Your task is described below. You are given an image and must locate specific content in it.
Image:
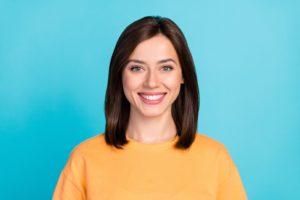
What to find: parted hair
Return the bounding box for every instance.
[104,16,199,150]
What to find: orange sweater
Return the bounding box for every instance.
[53,133,247,200]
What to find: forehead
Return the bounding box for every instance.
[128,34,179,62]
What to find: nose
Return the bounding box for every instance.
[143,70,159,88]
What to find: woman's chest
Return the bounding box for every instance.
[84,151,219,200]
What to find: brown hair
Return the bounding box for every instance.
[104,16,199,150]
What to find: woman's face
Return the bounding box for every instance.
[122,34,184,118]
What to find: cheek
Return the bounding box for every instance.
[122,73,141,93]
[122,75,134,103]
[163,73,183,90]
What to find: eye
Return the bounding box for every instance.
[129,66,143,72]
[161,66,174,71]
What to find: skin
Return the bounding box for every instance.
[122,34,184,144]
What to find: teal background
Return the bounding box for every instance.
[0,0,299,199]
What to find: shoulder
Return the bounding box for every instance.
[195,133,237,169]
[192,133,233,161]
[74,133,105,149]
[65,133,110,164]
[193,133,226,152]
[62,134,108,173]
[70,133,108,155]
[194,133,237,172]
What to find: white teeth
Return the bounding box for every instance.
[141,94,164,101]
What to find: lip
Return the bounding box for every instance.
[138,92,167,105]
[138,92,167,95]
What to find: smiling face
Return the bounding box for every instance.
[122,34,184,118]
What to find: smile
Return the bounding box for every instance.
[138,92,167,105]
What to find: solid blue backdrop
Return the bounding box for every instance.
[0,0,299,199]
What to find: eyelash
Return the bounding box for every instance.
[129,66,174,72]
[129,66,143,72]
[161,66,174,71]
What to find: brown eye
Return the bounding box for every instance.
[161,66,174,71]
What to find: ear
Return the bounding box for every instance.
[181,77,184,84]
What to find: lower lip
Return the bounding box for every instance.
[139,94,166,105]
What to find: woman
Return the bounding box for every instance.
[53,16,247,200]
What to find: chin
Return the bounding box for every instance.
[138,107,170,118]
[141,112,164,118]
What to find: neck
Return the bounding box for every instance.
[126,108,177,144]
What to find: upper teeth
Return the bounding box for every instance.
[141,94,164,100]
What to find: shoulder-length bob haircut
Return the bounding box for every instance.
[104,16,199,150]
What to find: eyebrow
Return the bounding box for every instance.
[127,58,177,65]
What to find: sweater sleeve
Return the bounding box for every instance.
[52,150,86,200]
[217,145,247,200]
